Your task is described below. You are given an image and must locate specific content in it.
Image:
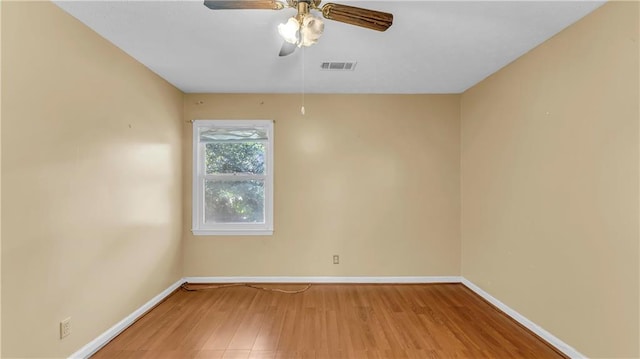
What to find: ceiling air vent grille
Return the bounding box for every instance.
[320,62,357,71]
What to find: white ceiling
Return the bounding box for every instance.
[54,0,604,94]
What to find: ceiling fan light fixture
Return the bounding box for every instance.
[299,14,323,47]
[278,17,300,44]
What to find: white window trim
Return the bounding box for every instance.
[192,119,274,236]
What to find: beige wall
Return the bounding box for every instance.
[1,2,183,357]
[461,2,639,358]
[0,1,3,355]
[183,94,461,277]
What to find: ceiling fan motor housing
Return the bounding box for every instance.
[288,0,321,8]
[296,1,310,22]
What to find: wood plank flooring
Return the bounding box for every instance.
[92,284,565,359]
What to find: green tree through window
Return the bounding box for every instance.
[206,143,265,174]
[204,142,265,223]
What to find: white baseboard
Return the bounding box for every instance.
[461,278,585,359]
[68,278,185,359]
[183,276,463,284]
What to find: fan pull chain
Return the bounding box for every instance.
[301,45,306,116]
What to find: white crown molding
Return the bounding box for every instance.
[68,279,185,359]
[183,276,463,284]
[461,278,586,359]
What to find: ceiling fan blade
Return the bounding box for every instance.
[279,41,298,57]
[203,0,285,10]
[321,3,393,32]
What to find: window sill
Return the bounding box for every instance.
[191,229,273,236]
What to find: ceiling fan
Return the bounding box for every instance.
[203,0,393,56]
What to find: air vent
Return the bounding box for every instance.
[320,62,357,71]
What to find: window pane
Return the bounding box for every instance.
[204,180,265,223]
[205,142,265,174]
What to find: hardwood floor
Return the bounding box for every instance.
[92,284,565,359]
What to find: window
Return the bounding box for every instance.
[192,120,273,235]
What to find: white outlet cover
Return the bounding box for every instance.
[60,317,71,339]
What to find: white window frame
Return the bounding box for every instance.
[192,119,274,236]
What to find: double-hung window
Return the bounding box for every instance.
[192,120,274,235]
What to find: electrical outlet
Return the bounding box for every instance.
[60,317,71,339]
[333,255,339,264]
